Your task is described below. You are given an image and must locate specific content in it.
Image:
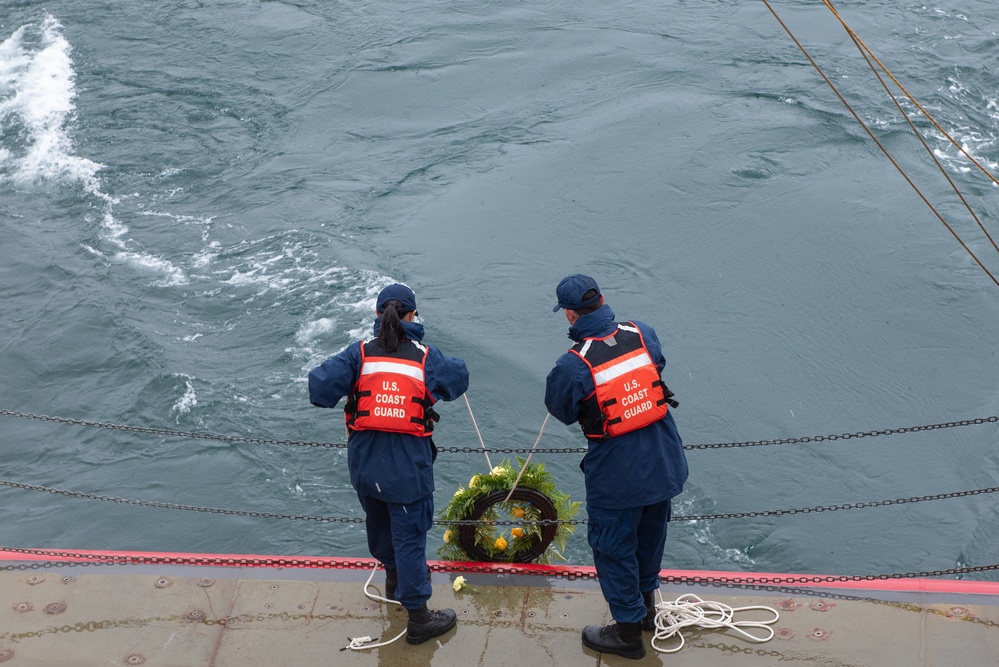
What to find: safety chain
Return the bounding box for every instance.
[686,416,998,450]
[0,545,996,590]
[0,409,341,449]
[678,486,999,522]
[5,478,999,527]
[2,409,994,454]
[0,480,365,523]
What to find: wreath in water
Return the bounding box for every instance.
[437,458,581,564]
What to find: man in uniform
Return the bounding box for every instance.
[545,274,688,660]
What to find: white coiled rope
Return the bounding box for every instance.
[649,593,780,654]
[341,565,406,651]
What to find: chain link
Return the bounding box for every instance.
[5,477,999,528]
[0,545,995,589]
[686,416,998,450]
[678,486,999,521]
[2,409,994,454]
[3,410,998,582]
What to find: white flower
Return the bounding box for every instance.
[490,466,508,477]
[452,576,467,592]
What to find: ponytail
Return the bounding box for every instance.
[376,300,408,352]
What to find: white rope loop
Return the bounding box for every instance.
[343,565,406,651]
[650,593,779,654]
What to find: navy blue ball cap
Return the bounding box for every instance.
[377,283,417,313]
[552,274,601,312]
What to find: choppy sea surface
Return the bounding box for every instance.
[1,0,997,577]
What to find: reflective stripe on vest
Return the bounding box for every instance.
[571,322,669,439]
[346,340,436,436]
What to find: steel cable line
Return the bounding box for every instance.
[758,0,999,287]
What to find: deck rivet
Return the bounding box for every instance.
[197,578,215,588]
[155,577,173,588]
[0,648,13,663]
[124,654,146,665]
[185,609,207,621]
[12,602,32,613]
[776,627,795,640]
[60,576,76,584]
[26,574,44,585]
[44,602,67,615]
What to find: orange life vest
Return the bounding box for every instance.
[570,322,671,439]
[345,340,437,436]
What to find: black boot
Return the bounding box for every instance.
[642,591,656,631]
[406,604,457,645]
[384,568,398,601]
[384,566,432,601]
[581,621,646,660]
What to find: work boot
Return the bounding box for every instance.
[642,591,656,631]
[384,566,432,601]
[405,604,457,644]
[581,621,646,660]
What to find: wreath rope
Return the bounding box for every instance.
[437,458,581,564]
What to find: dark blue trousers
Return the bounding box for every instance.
[358,494,434,610]
[586,499,672,624]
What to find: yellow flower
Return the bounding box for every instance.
[443,529,453,543]
[512,506,525,518]
[490,465,508,477]
[453,487,464,497]
[452,576,467,592]
[511,527,524,538]
[469,475,479,488]
[494,536,508,551]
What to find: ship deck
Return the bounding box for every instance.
[1,550,997,666]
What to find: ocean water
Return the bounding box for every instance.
[1,0,997,578]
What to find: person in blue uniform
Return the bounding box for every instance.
[545,274,688,660]
[309,283,469,645]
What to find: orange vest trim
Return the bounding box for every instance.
[346,340,436,437]
[570,322,669,440]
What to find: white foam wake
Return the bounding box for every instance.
[0,13,103,188]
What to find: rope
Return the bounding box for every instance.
[463,394,492,469]
[649,593,779,654]
[503,413,551,503]
[820,0,999,191]
[341,564,406,651]
[822,0,999,258]
[758,0,999,288]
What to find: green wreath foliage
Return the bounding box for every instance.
[437,458,581,564]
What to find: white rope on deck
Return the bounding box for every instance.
[649,593,780,654]
[341,565,406,651]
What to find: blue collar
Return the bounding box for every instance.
[372,317,425,342]
[567,304,617,342]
